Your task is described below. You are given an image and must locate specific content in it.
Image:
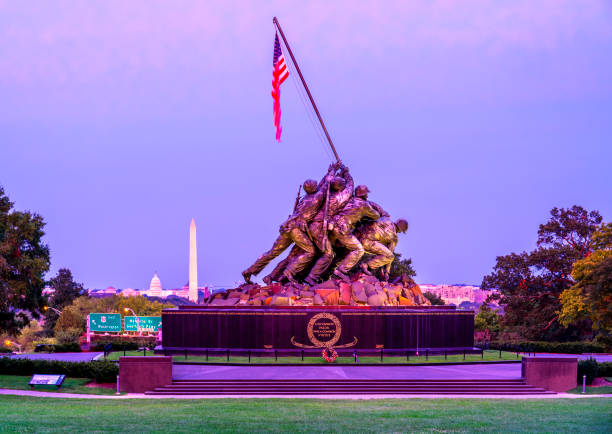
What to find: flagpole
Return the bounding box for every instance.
[273,17,341,163]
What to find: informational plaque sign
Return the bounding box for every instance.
[124,316,162,332]
[89,313,122,332]
[29,374,65,389]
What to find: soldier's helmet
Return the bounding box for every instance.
[303,179,318,194]
[331,177,346,191]
[355,185,370,198]
[396,219,409,233]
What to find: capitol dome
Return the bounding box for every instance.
[149,273,162,296]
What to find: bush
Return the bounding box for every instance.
[35,343,82,353]
[578,358,599,385]
[593,333,612,352]
[0,356,118,383]
[55,328,83,345]
[597,362,612,378]
[488,341,606,354]
[54,342,82,352]
[0,347,12,354]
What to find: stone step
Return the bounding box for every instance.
[151,388,551,395]
[164,383,534,388]
[146,390,553,395]
[172,379,526,384]
[146,379,554,395]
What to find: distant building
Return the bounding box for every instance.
[200,286,210,299]
[173,284,190,299]
[85,278,210,301]
[121,288,140,297]
[102,286,118,295]
[148,273,162,297]
[419,284,495,306]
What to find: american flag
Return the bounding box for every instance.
[272,33,289,141]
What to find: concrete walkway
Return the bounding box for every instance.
[1,388,610,400]
[6,352,103,362]
[173,363,523,380]
[535,353,612,362]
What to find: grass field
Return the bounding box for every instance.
[104,349,522,364]
[0,375,118,395]
[0,396,609,432]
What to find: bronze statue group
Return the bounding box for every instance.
[242,162,408,286]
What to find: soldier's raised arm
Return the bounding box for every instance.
[363,202,381,221]
[317,162,340,189]
[332,165,354,211]
[369,200,390,218]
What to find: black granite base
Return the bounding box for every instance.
[161,305,474,351]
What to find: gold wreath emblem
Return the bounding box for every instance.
[307,312,341,348]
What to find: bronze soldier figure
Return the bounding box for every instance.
[356,217,408,281]
[241,167,336,283]
[329,185,381,281]
[303,165,354,285]
[262,245,299,284]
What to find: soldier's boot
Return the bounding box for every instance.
[379,269,389,281]
[262,275,273,285]
[282,270,298,284]
[360,263,373,276]
[333,269,351,283]
[304,275,319,286]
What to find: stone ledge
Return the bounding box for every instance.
[119,356,172,393]
[521,357,577,393]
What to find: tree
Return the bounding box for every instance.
[43,268,85,335]
[388,253,416,281]
[0,186,50,334]
[48,269,85,308]
[54,305,86,344]
[474,303,500,334]
[54,305,86,333]
[16,319,43,352]
[60,294,174,331]
[423,291,445,305]
[482,206,602,341]
[559,223,612,345]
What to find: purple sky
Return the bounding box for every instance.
[1,1,611,289]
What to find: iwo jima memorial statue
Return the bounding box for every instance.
[161,18,475,354]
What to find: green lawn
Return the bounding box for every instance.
[105,349,522,364]
[0,375,118,395]
[0,396,609,432]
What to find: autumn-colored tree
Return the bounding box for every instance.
[483,206,602,341]
[559,223,612,345]
[54,305,86,333]
[58,295,174,333]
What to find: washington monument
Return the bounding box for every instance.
[189,218,198,303]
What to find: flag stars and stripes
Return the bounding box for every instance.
[272,33,289,141]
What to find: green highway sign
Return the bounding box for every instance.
[89,313,122,332]
[124,316,162,332]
